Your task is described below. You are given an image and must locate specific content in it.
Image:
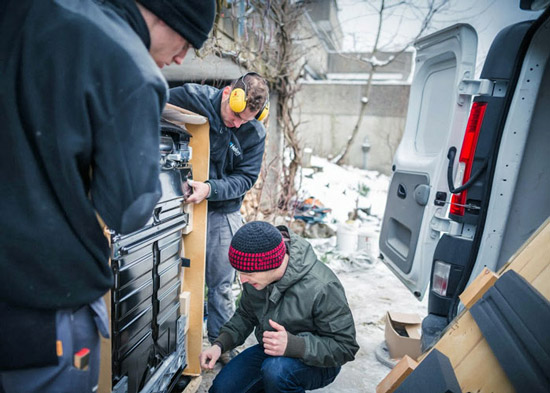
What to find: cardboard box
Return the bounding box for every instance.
[384,311,422,360]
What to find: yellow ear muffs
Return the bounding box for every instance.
[256,100,269,121]
[229,87,247,113]
[230,73,269,121]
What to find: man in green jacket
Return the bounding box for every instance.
[199,221,359,392]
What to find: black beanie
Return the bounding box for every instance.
[228,222,286,272]
[139,0,216,49]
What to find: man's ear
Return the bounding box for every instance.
[222,86,232,100]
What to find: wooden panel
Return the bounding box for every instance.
[175,106,210,376]
[405,217,550,393]
[182,375,203,393]
[531,263,550,300]
[98,227,112,393]
[453,333,514,393]
[501,217,550,277]
[376,355,417,393]
[98,291,112,393]
[459,267,498,309]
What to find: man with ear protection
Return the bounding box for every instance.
[168,73,269,363]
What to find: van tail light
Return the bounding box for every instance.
[450,102,487,216]
[432,261,451,296]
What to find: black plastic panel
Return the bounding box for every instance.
[470,270,550,393]
[428,234,472,316]
[396,349,461,393]
[110,180,189,390]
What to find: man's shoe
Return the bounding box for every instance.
[218,349,239,366]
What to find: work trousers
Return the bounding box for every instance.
[205,210,243,343]
[210,344,341,393]
[0,297,108,393]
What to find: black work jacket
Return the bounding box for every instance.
[0,0,166,309]
[169,84,266,213]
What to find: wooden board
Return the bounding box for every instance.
[182,375,203,393]
[98,291,112,393]
[376,355,417,393]
[178,107,210,376]
[425,217,550,393]
[98,227,112,393]
[501,216,550,299]
[459,267,498,309]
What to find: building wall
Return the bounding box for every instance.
[327,51,413,80]
[295,82,410,174]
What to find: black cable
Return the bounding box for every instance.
[447,146,488,194]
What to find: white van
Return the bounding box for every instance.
[379,2,550,348]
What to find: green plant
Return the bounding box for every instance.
[357,182,370,197]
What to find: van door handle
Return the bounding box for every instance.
[397,184,406,199]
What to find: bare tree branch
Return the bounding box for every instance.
[334,0,449,166]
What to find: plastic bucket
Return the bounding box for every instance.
[336,223,358,252]
[357,227,375,253]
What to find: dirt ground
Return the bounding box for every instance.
[193,251,427,393]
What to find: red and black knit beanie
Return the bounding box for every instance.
[228,221,286,272]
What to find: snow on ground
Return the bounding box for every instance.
[298,155,390,223]
[197,157,428,392]
[297,156,428,392]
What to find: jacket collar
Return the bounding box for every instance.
[267,226,317,303]
[104,0,151,48]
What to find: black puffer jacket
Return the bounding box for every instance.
[0,0,166,309]
[169,84,266,213]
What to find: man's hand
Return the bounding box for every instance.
[262,319,288,356]
[199,345,222,370]
[185,179,210,204]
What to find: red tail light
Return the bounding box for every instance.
[450,102,487,216]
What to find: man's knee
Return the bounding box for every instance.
[209,370,241,393]
[209,377,223,393]
[260,357,297,388]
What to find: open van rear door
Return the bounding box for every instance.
[379,24,478,299]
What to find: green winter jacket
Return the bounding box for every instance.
[216,226,359,368]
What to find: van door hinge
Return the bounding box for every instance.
[457,78,499,106]
[429,212,464,239]
[429,210,451,239]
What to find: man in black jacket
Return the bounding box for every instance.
[0,1,214,392]
[169,74,269,361]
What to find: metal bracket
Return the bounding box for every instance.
[430,214,451,238]
[457,78,494,106]
[429,212,464,239]
[112,376,128,393]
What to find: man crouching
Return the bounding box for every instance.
[200,221,359,392]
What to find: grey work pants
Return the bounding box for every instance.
[205,210,243,343]
[0,297,109,393]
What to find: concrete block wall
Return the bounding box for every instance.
[295,81,410,174]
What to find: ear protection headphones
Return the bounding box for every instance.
[229,72,270,122]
